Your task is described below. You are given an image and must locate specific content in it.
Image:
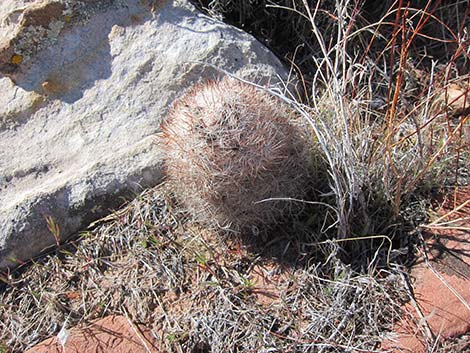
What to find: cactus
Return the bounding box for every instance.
[161,78,311,232]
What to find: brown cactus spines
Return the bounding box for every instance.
[161,78,311,232]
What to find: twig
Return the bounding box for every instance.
[398,271,435,343]
[123,309,156,353]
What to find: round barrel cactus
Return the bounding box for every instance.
[161,78,311,232]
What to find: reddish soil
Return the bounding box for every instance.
[25,315,159,353]
[248,262,290,307]
[383,187,470,352]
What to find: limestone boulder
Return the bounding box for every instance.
[0,0,291,269]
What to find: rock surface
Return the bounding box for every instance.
[0,0,291,269]
[24,315,158,353]
[383,188,470,352]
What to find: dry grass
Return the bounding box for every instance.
[1,0,469,352]
[200,0,470,254]
[0,186,408,352]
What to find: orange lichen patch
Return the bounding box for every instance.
[63,291,81,301]
[0,45,17,74]
[10,54,23,65]
[41,78,68,95]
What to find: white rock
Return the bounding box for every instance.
[0,0,291,268]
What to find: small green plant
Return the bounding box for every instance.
[0,342,10,353]
[166,332,188,343]
[240,276,255,288]
[166,333,178,343]
[45,215,61,246]
[140,235,161,249]
[195,252,207,266]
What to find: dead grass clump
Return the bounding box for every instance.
[153,260,407,352]
[0,188,180,352]
[231,0,470,254]
[0,186,407,353]
[161,77,312,232]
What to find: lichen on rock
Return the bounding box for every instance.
[0,0,125,76]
